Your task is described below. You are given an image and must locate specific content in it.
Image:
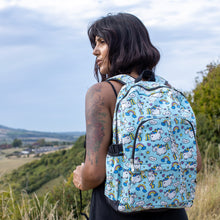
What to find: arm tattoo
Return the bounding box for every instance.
[86,84,107,164]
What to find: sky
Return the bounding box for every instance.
[0,0,220,132]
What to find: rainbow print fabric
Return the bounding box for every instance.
[105,74,197,212]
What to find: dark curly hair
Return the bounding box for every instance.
[88,13,160,82]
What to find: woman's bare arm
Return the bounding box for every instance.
[73,82,113,190]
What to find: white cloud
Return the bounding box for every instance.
[0,0,101,32]
[111,0,142,7]
[0,0,220,131]
[1,0,219,30]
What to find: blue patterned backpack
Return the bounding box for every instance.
[105,73,197,212]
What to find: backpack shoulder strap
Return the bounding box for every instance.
[155,75,169,85]
[107,74,169,86]
[107,74,135,85]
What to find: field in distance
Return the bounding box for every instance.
[0,148,40,175]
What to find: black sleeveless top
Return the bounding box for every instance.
[89,81,188,220]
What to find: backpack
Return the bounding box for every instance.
[105,73,197,213]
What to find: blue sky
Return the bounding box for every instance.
[0,0,220,132]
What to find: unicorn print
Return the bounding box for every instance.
[121,100,132,111]
[185,128,194,138]
[151,106,161,115]
[163,110,171,116]
[131,174,142,184]
[106,183,112,191]
[171,141,178,154]
[149,156,157,162]
[150,129,163,141]
[152,83,160,87]
[153,144,167,156]
[116,118,128,127]
[149,92,162,102]
[180,109,191,117]
[122,197,129,203]
[106,175,113,181]
[126,126,135,133]
[133,158,142,170]
[173,181,180,188]
[136,200,145,207]
[182,138,190,144]
[128,93,136,98]
[149,119,158,125]
[137,101,144,110]
[137,129,143,141]
[159,174,174,188]
[152,164,162,171]
[130,193,137,204]
[143,203,154,209]
[115,179,120,189]
[123,171,129,179]
[118,205,126,211]
[147,171,156,182]
[186,162,197,169]
[161,201,168,206]
[167,90,176,100]
[164,189,176,200]
[183,147,194,159]
[163,137,170,143]
[179,184,186,195]
[122,135,132,144]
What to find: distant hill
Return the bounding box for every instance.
[0,124,85,145]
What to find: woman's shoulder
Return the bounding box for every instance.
[86,82,117,106]
[86,82,113,97]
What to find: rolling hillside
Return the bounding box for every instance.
[0,124,85,145]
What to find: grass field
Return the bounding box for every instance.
[0,146,72,176]
[35,176,65,196]
[0,157,38,176]
[0,148,39,176]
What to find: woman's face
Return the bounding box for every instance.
[93,36,110,75]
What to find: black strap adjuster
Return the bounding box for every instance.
[108,144,124,156]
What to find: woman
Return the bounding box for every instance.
[73,13,202,220]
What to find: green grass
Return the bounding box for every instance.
[35,176,65,196]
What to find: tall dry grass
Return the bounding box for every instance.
[187,166,220,220]
[0,186,75,220]
[187,144,220,220]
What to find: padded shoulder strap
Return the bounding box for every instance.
[155,75,169,85]
[107,74,169,85]
[107,74,135,85]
